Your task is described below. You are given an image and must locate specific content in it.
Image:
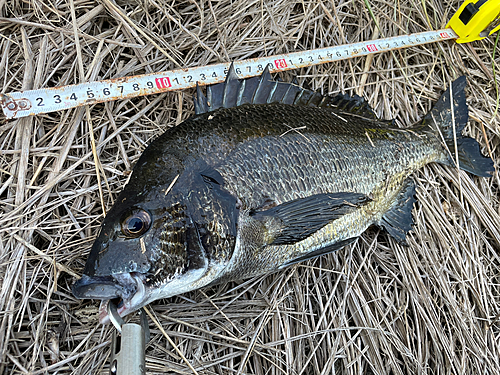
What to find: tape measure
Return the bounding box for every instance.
[0,29,459,120]
[1,0,498,120]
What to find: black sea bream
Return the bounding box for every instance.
[72,66,494,323]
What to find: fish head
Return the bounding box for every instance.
[72,161,239,323]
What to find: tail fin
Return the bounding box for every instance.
[422,76,494,177]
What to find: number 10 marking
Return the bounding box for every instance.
[155,77,172,89]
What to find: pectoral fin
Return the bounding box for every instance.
[379,179,416,245]
[252,192,370,245]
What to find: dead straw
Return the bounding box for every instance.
[0,0,499,374]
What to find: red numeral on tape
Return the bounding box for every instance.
[274,59,288,69]
[440,32,449,38]
[155,77,172,89]
[367,44,378,52]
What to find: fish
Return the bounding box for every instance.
[72,65,495,323]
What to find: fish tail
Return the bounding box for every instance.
[422,76,494,177]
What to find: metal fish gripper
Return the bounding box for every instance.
[107,301,150,375]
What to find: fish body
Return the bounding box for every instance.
[72,67,494,322]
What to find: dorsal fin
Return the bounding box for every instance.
[193,63,378,120]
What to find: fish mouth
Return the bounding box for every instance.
[72,272,147,324]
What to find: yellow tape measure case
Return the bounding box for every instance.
[447,0,500,43]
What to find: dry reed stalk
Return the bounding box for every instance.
[0,0,499,374]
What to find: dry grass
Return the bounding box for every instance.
[1,0,499,374]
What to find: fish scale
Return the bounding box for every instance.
[212,103,439,209]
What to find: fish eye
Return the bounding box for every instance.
[121,209,151,238]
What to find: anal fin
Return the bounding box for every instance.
[379,179,417,245]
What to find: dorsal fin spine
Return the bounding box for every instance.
[293,89,306,105]
[194,83,208,115]
[252,66,274,104]
[236,79,246,107]
[206,85,213,111]
[281,84,301,105]
[266,81,279,104]
[222,65,240,109]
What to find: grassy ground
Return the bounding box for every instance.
[0,0,499,374]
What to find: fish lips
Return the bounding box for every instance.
[72,274,135,300]
[73,273,148,324]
